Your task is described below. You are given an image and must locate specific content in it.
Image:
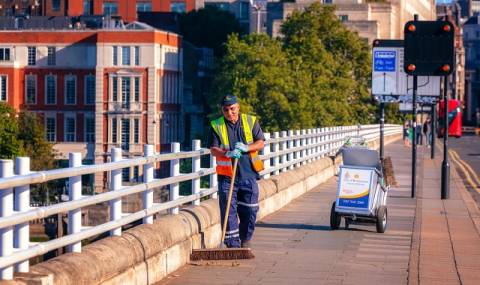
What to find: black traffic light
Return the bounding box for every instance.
[404,20,455,76]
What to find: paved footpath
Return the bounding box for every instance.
[157,140,480,285]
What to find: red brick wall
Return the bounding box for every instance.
[68,0,84,16]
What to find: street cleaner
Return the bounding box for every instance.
[210,95,265,248]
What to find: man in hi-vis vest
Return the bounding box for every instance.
[210,95,265,248]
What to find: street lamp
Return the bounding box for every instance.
[250,0,266,34]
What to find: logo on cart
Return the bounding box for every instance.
[343,171,368,184]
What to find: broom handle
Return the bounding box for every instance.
[221,158,239,244]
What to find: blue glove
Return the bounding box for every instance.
[235,142,249,153]
[226,149,242,159]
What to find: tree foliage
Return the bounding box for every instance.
[0,102,56,171]
[211,4,377,132]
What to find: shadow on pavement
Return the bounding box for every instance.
[255,222,331,231]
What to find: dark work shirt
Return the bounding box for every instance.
[210,115,265,181]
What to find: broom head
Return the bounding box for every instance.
[190,248,254,261]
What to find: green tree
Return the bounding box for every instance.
[0,102,56,171]
[211,4,376,131]
[0,103,23,159]
[18,111,56,171]
[179,6,245,57]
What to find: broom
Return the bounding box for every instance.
[190,158,255,261]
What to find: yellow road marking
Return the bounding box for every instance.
[449,149,480,194]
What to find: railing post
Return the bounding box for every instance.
[170,142,180,214]
[301,129,307,165]
[143,144,154,224]
[67,153,82,253]
[262,133,271,179]
[272,132,280,175]
[0,159,14,279]
[110,148,122,236]
[281,131,288,173]
[295,130,301,168]
[210,155,218,199]
[287,130,294,170]
[14,157,30,272]
[192,140,201,206]
[312,129,318,161]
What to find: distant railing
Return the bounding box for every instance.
[0,124,402,279]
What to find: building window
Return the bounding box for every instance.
[122,46,130,65]
[239,2,249,21]
[137,2,152,12]
[0,48,11,61]
[25,75,36,104]
[112,77,118,101]
[134,46,140,65]
[121,77,131,106]
[121,118,130,151]
[45,75,56,104]
[65,116,76,142]
[111,118,117,143]
[46,117,56,142]
[133,166,139,181]
[205,3,230,11]
[134,77,140,102]
[0,75,6,102]
[339,15,348,22]
[170,2,186,13]
[65,75,76,105]
[85,117,95,143]
[113,46,118,65]
[85,75,96,105]
[47,47,56,66]
[83,0,92,15]
[52,0,61,12]
[103,2,118,16]
[28,47,36,66]
[134,118,139,143]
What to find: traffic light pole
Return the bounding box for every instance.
[411,75,418,198]
[431,103,436,159]
[441,76,450,199]
[380,102,385,162]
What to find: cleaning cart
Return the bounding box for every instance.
[330,143,389,233]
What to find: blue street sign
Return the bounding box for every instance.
[374,51,396,72]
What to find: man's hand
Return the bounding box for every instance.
[226,149,242,159]
[235,142,249,153]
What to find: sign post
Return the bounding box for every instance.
[404,17,455,199]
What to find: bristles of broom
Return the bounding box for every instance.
[190,248,254,261]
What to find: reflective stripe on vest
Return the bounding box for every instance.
[211,114,264,177]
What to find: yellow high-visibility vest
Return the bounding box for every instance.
[210,114,264,177]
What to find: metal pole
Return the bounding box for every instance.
[110,148,122,236]
[256,8,261,34]
[431,103,436,159]
[0,160,14,280]
[441,76,450,199]
[411,75,418,198]
[380,102,385,161]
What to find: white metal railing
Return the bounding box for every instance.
[0,124,401,279]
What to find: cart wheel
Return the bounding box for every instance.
[376,206,387,233]
[330,202,341,230]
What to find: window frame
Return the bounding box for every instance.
[134,118,140,143]
[28,47,36,66]
[47,46,56,66]
[64,116,76,142]
[25,74,37,105]
[85,74,96,105]
[64,75,77,105]
[122,46,131,66]
[111,117,118,143]
[113,46,118,66]
[0,47,11,61]
[134,46,140,65]
[85,116,95,143]
[45,116,56,142]
[0,75,7,102]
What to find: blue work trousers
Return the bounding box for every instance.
[218,177,259,248]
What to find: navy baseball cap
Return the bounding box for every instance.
[221,95,238,106]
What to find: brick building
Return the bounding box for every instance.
[0,22,183,190]
[0,0,204,22]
